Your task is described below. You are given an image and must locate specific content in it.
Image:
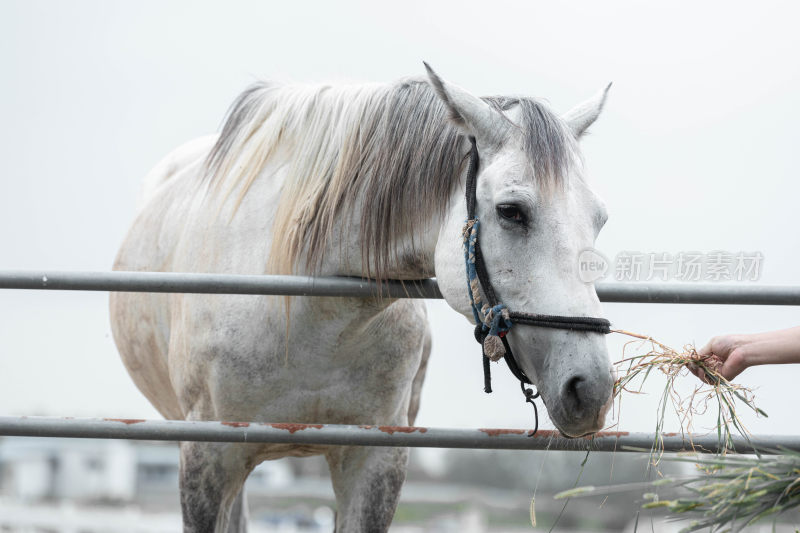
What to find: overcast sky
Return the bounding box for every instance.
[1,1,799,442]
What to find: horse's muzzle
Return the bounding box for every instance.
[550,369,614,437]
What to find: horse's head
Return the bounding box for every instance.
[428,65,613,437]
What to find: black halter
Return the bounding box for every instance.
[462,136,611,434]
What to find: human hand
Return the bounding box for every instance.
[690,326,800,384]
[689,334,750,384]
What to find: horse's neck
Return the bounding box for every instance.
[206,145,460,282]
[314,195,449,281]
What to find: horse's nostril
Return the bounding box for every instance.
[564,375,587,410]
[555,369,614,436]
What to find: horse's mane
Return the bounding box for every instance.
[203,77,574,281]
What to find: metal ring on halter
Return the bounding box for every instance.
[461,136,611,435]
[521,382,540,436]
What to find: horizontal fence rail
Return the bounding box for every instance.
[0,417,796,454]
[2,270,800,305]
[0,270,441,299]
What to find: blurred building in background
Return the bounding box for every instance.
[1,438,799,532]
[0,437,306,532]
[0,438,136,501]
[0,437,672,532]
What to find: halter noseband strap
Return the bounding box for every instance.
[461,136,611,434]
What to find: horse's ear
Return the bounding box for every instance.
[563,83,612,138]
[424,62,509,146]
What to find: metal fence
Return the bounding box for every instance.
[2,269,799,453]
[4,269,800,304]
[0,416,797,454]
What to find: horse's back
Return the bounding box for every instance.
[139,135,217,210]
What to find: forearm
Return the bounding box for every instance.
[739,326,800,367]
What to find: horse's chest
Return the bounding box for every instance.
[177,297,427,424]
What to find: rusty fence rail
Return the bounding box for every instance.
[1,416,798,454]
[3,270,800,305]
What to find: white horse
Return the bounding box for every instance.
[110,64,613,532]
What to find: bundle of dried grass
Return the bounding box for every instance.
[610,329,766,456]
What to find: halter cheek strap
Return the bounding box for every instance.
[461,136,611,435]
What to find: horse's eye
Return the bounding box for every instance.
[496,204,526,224]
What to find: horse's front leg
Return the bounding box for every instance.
[179,441,253,533]
[326,445,409,532]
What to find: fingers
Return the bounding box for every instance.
[697,335,730,358]
[687,361,713,385]
[694,335,749,384]
[697,339,714,356]
[690,355,742,384]
[718,352,746,382]
[699,334,746,360]
[693,338,719,384]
